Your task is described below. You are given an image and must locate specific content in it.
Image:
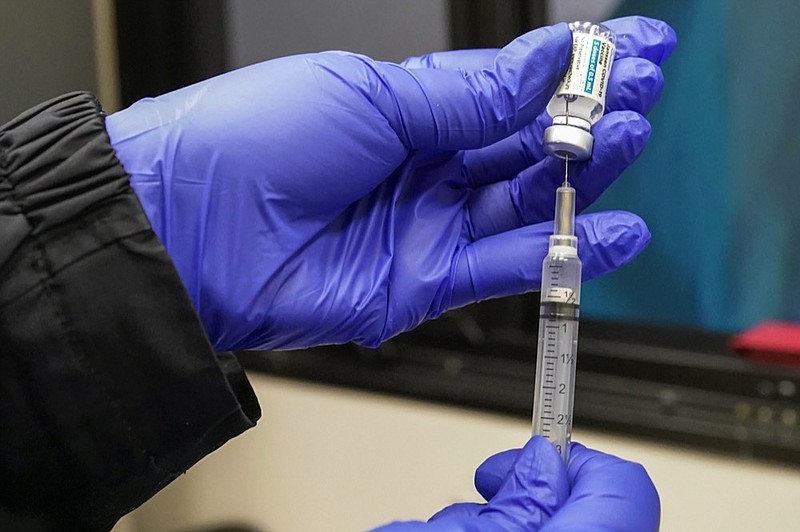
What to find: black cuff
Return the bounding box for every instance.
[0,93,260,530]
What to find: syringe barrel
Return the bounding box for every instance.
[532,248,582,461]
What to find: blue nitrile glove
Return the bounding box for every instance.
[472,441,660,532]
[372,437,659,532]
[106,16,676,351]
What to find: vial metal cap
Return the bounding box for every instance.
[543,124,594,161]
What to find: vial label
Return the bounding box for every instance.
[555,32,615,104]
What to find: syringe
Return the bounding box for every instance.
[531,153,582,462]
[533,20,615,460]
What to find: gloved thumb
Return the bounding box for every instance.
[374,23,572,151]
[476,436,569,530]
[474,448,520,501]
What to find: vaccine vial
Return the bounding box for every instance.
[543,21,617,161]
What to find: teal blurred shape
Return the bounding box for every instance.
[583,0,800,331]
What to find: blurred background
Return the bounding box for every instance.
[3,1,800,531]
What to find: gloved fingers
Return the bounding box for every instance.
[398,17,671,176]
[604,16,677,65]
[401,49,499,70]
[606,57,664,115]
[371,509,502,532]
[461,61,659,190]
[477,436,569,530]
[568,111,651,212]
[369,521,428,531]
[541,443,661,532]
[464,28,674,186]
[375,24,571,150]
[450,211,650,309]
[474,449,520,501]
[428,502,484,522]
[464,111,651,241]
[461,119,547,188]
[372,507,507,532]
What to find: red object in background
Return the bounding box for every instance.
[730,321,800,368]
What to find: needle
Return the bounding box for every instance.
[564,98,570,187]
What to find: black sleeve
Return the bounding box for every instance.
[0,92,261,531]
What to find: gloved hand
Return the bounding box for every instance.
[106,16,676,351]
[372,436,660,532]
